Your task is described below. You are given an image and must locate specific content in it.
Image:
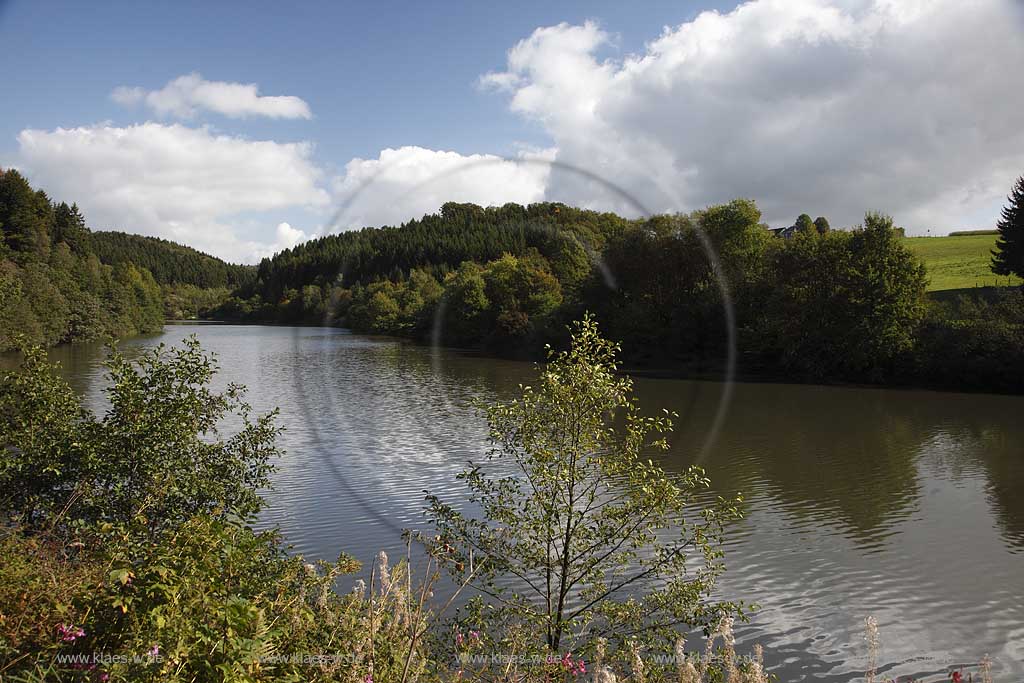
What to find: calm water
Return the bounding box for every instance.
[30,323,1024,681]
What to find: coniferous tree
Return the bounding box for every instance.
[992,175,1024,279]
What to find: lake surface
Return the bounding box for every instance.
[30,323,1024,681]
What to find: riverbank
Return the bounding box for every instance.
[183,312,1024,397]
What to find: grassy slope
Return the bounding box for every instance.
[902,234,1022,291]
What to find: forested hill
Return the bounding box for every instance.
[0,169,163,350]
[0,169,241,351]
[91,231,255,289]
[246,201,633,302]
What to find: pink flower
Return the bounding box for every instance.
[555,652,587,676]
[147,644,160,657]
[99,673,110,682]
[57,623,85,643]
[363,675,373,683]
[455,631,464,647]
[469,630,480,642]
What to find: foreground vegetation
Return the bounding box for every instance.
[0,322,1000,682]
[0,321,747,682]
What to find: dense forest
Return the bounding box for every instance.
[0,169,246,350]
[91,231,255,290]
[216,199,1024,393]
[216,201,629,323]
[89,231,255,320]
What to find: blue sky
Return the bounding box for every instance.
[0,1,729,160]
[2,0,1022,262]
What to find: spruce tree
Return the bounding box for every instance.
[992,175,1024,279]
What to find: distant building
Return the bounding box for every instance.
[767,225,799,239]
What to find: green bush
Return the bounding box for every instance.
[0,340,370,682]
[0,338,278,533]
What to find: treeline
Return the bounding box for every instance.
[90,231,256,321]
[91,231,255,290]
[0,170,244,350]
[217,199,1023,393]
[215,201,627,323]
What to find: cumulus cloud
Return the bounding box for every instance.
[111,73,312,120]
[274,222,308,249]
[14,122,329,262]
[328,145,554,231]
[483,0,1024,232]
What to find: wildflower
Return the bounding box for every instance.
[148,644,160,657]
[951,671,963,683]
[676,637,702,683]
[57,623,85,642]
[455,630,464,647]
[363,675,373,683]
[749,643,768,683]
[377,551,391,592]
[864,616,880,683]
[719,616,739,682]
[469,630,480,642]
[629,641,645,683]
[980,654,993,683]
[99,673,110,682]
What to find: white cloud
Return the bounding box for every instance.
[246,222,314,262]
[328,145,554,231]
[111,73,312,120]
[274,222,307,249]
[14,122,329,263]
[484,1,1024,232]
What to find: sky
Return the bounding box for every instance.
[2,0,1023,263]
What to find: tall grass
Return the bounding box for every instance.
[353,553,996,683]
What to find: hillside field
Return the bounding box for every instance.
[902,233,1022,291]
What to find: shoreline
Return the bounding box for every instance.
[178,317,1024,399]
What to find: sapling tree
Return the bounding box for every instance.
[425,315,743,665]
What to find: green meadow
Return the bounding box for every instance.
[903,233,1022,291]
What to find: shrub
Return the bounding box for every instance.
[0,337,278,535]
[425,315,744,676]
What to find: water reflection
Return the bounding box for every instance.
[13,323,1024,682]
